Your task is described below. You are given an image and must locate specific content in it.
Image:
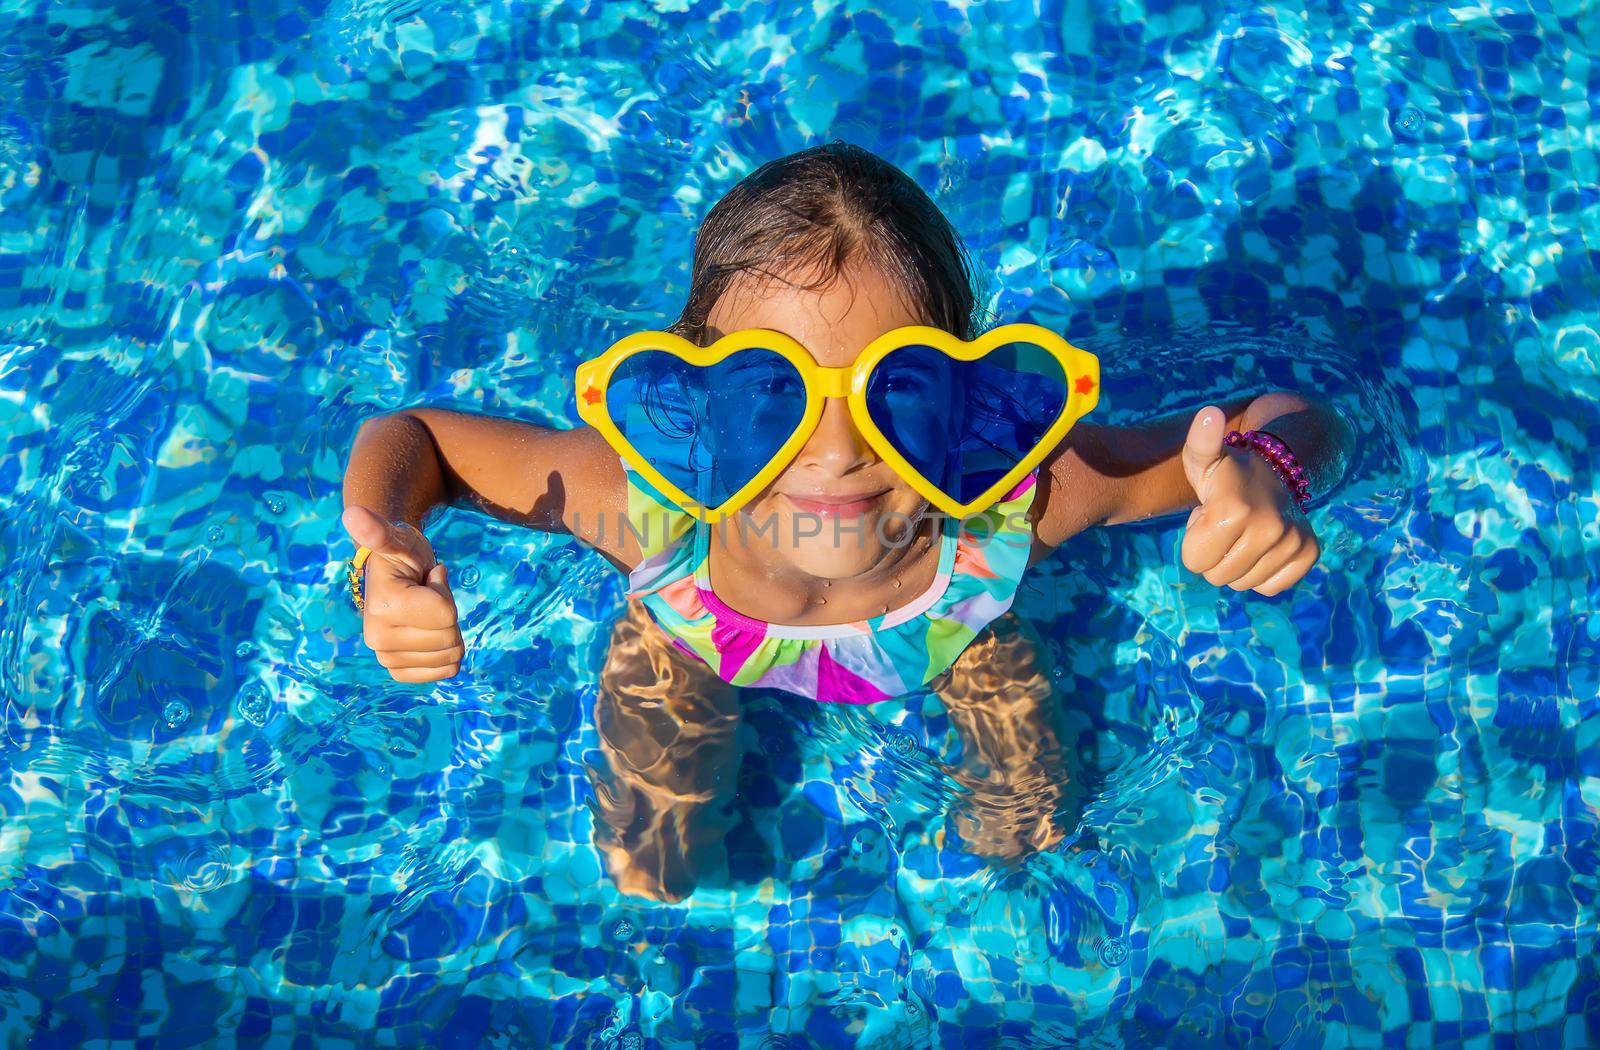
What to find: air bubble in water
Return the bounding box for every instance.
[237,684,272,726]
[236,641,256,659]
[162,700,191,730]
[1098,935,1129,966]
[264,494,286,515]
[458,565,480,587]
[1392,104,1424,137]
[179,845,231,892]
[611,918,635,941]
[207,525,225,544]
[619,1033,643,1050]
[888,729,917,757]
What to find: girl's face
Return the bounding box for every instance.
[702,262,941,581]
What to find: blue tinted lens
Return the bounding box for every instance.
[866,342,1069,505]
[865,345,960,490]
[607,347,806,508]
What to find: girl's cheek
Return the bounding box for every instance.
[889,485,926,513]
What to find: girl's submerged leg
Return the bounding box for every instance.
[589,599,742,902]
[933,612,1083,860]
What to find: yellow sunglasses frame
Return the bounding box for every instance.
[575,322,1100,524]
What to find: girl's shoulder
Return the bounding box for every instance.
[1028,422,1121,552]
[558,425,647,571]
[611,465,698,585]
[948,470,1040,586]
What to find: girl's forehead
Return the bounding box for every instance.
[705,268,926,366]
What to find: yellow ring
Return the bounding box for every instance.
[347,545,372,611]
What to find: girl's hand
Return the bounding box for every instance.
[1177,406,1321,596]
[341,506,464,682]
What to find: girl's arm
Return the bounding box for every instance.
[343,409,638,569]
[1032,391,1355,550]
[341,410,632,685]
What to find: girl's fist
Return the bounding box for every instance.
[1178,407,1321,596]
[342,505,464,682]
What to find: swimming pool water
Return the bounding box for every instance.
[2,0,1598,1045]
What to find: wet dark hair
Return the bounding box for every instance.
[628,144,1054,501]
[668,141,980,342]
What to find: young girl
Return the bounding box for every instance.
[340,142,1353,901]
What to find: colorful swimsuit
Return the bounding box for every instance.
[618,463,1040,704]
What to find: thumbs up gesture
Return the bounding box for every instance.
[1178,407,1321,596]
[341,506,465,682]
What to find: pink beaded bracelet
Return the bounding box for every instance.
[1223,428,1311,512]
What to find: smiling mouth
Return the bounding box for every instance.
[783,490,889,516]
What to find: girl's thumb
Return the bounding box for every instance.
[1181,405,1228,503]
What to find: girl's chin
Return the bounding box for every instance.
[775,542,894,580]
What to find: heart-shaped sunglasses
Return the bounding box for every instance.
[575,323,1100,523]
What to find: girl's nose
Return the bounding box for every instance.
[797,395,874,475]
